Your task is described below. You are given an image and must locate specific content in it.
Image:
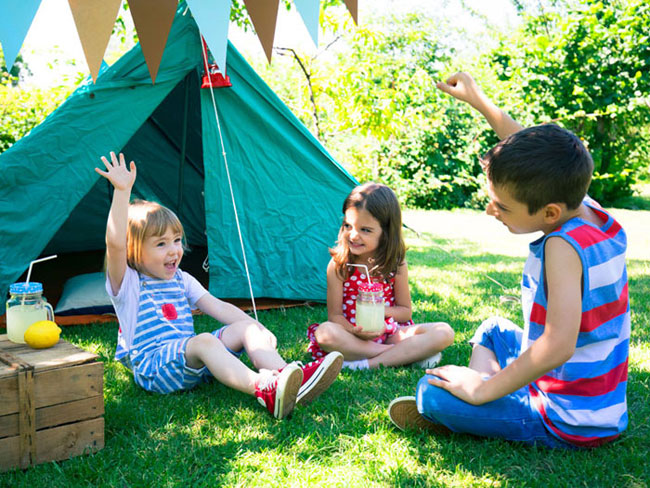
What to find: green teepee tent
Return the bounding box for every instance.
[0,5,357,315]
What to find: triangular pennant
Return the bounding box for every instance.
[242,0,280,63]
[68,0,121,82]
[343,0,358,25]
[187,0,232,74]
[0,0,43,70]
[293,0,320,47]
[128,0,178,84]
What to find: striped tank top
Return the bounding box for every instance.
[521,198,629,447]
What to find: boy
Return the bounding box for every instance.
[388,72,629,448]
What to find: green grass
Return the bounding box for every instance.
[3,207,650,487]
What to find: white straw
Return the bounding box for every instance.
[347,264,372,285]
[25,255,57,285]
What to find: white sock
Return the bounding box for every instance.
[342,359,369,370]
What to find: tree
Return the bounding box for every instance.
[493,0,650,203]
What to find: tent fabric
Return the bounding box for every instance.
[0,4,357,315]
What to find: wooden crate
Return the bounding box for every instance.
[0,335,104,472]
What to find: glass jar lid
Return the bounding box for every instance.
[9,282,43,294]
[358,282,383,293]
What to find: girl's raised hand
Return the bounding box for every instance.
[95,152,136,191]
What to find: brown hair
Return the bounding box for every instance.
[483,124,594,213]
[126,200,185,273]
[330,183,406,280]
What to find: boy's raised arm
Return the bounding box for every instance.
[95,152,136,295]
[437,72,524,140]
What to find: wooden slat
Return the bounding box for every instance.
[0,362,103,417]
[0,395,104,439]
[0,417,104,472]
[0,336,98,378]
[17,367,35,469]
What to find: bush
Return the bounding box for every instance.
[0,81,71,153]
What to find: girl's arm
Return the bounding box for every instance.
[195,293,278,349]
[436,72,524,140]
[384,261,412,323]
[95,152,136,295]
[195,293,257,325]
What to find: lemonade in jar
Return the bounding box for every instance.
[6,282,54,344]
[355,282,385,333]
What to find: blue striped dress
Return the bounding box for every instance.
[114,269,203,393]
[521,198,629,446]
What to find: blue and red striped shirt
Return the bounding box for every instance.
[521,198,629,447]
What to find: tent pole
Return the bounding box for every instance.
[178,77,190,219]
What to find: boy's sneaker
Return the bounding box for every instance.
[292,351,344,406]
[254,364,303,419]
[388,396,451,434]
[413,352,442,369]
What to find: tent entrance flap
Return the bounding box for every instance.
[178,78,191,220]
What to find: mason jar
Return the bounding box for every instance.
[6,282,54,344]
[355,282,386,333]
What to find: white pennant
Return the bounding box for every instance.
[187,0,232,74]
[293,0,320,47]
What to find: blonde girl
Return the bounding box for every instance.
[97,152,342,419]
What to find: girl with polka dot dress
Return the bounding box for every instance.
[307,183,454,370]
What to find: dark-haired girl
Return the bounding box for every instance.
[307,183,454,370]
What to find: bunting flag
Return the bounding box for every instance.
[187,0,232,74]
[242,0,280,63]
[1,1,359,83]
[128,0,178,84]
[0,0,43,70]
[67,0,121,82]
[343,0,358,25]
[293,0,320,47]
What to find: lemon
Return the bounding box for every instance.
[24,320,61,349]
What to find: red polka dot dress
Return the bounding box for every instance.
[307,267,414,359]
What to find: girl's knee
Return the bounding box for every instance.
[436,322,455,348]
[186,333,226,367]
[188,332,225,354]
[419,322,454,348]
[313,321,341,348]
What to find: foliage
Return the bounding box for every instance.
[258,0,650,209]
[0,83,72,153]
[0,50,72,153]
[263,10,493,210]
[492,0,650,204]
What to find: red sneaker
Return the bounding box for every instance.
[254,365,302,419]
[294,351,343,406]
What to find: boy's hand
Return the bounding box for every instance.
[426,365,487,405]
[437,71,524,139]
[95,152,136,191]
[436,72,483,107]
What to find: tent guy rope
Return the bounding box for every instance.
[200,37,259,322]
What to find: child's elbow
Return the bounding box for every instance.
[550,342,576,368]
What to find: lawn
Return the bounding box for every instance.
[2,207,649,487]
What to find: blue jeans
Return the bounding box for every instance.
[416,317,573,449]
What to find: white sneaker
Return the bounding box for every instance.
[413,352,441,369]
